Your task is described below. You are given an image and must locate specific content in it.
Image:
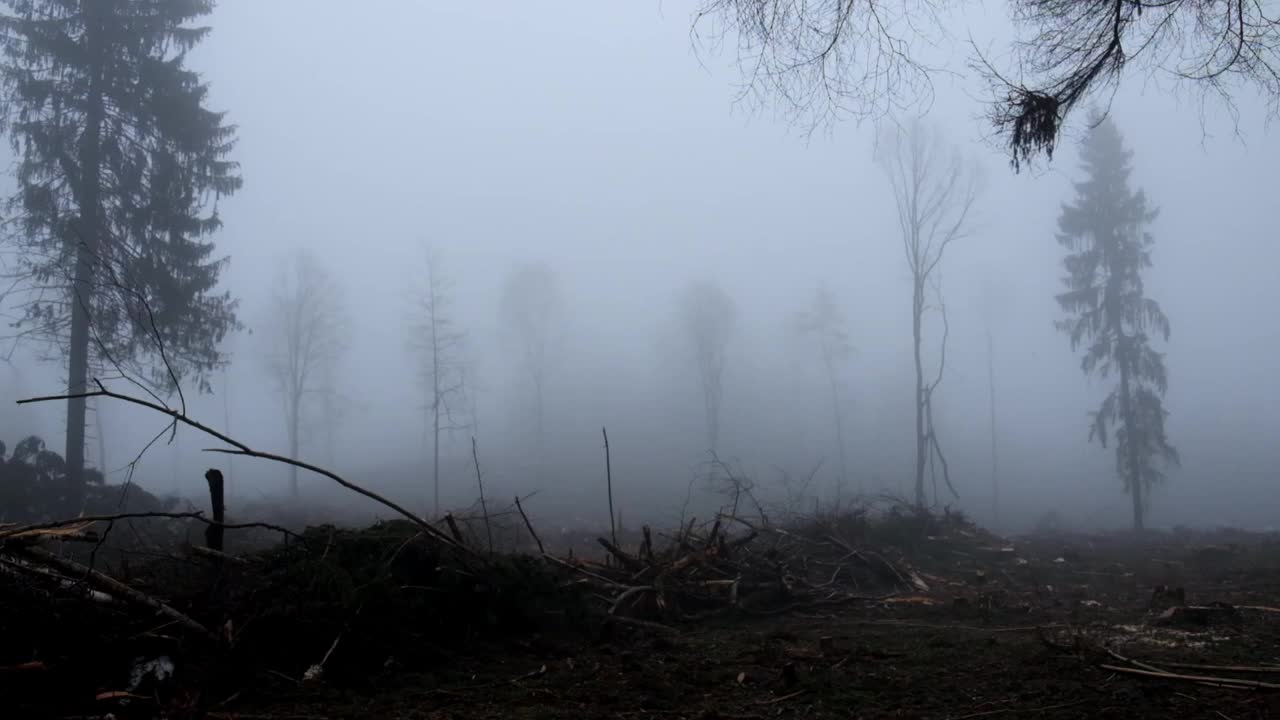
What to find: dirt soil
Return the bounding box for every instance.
[4,516,1280,719]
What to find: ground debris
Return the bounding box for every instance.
[3,507,1280,719]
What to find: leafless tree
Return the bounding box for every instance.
[499,262,562,447]
[793,285,854,499]
[696,1,1280,166]
[408,247,470,517]
[878,122,977,509]
[263,250,347,498]
[679,280,736,454]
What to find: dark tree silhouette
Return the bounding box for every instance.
[793,285,854,499]
[0,0,241,511]
[264,250,346,499]
[678,280,736,454]
[696,0,1280,167]
[499,262,563,449]
[1055,114,1178,532]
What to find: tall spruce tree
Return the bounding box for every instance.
[0,0,241,510]
[1055,115,1177,532]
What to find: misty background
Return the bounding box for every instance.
[0,2,1275,532]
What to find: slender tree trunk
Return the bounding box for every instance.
[432,401,440,518]
[533,375,545,447]
[430,300,441,518]
[707,392,718,455]
[1118,360,1144,532]
[912,280,926,508]
[288,391,300,498]
[94,397,107,477]
[223,367,233,499]
[824,355,849,499]
[986,330,999,530]
[65,5,106,514]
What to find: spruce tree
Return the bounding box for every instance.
[1055,114,1177,531]
[0,0,241,510]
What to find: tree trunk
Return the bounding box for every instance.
[533,375,545,447]
[1118,360,1144,532]
[825,357,849,500]
[288,391,300,498]
[430,302,441,518]
[432,401,440,518]
[986,330,999,530]
[94,397,108,478]
[912,280,926,508]
[706,390,719,455]
[65,4,107,514]
[223,367,234,500]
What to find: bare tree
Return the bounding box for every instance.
[408,247,469,517]
[696,1,1280,166]
[499,263,563,448]
[678,280,736,454]
[793,285,854,499]
[263,250,347,498]
[878,122,977,509]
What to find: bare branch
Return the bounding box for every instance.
[17,385,468,553]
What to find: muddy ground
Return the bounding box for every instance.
[3,512,1279,719]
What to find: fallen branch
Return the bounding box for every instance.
[1154,661,1280,675]
[951,699,1088,720]
[597,537,644,572]
[1098,664,1280,690]
[190,545,249,565]
[755,688,806,706]
[18,545,219,643]
[609,585,653,616]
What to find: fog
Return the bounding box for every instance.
[2,2,1277,533]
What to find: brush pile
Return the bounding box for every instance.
[565,505,998,623]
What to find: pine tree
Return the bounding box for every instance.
[0,0,241,511]
[1055,114,1177,532]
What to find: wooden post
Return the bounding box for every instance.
[205,468,225,551]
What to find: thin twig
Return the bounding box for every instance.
[951,699,1087,720]
[514,495,544,555]
[603,426,616,547]
[471,437,492,554]
[756,689,807,706]
[0,511,305,544]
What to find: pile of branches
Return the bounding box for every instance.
[563,512,934,624]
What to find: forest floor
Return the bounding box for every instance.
[3,506,1280,720]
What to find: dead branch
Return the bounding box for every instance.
[1098,664,1280,690]
[17,384,467,553]
[603,426,616,547]
[514,495,544,555]
[443,513,465,545]
[471,437,492,553]
[19,545,219,643]
[597,537,644,573]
